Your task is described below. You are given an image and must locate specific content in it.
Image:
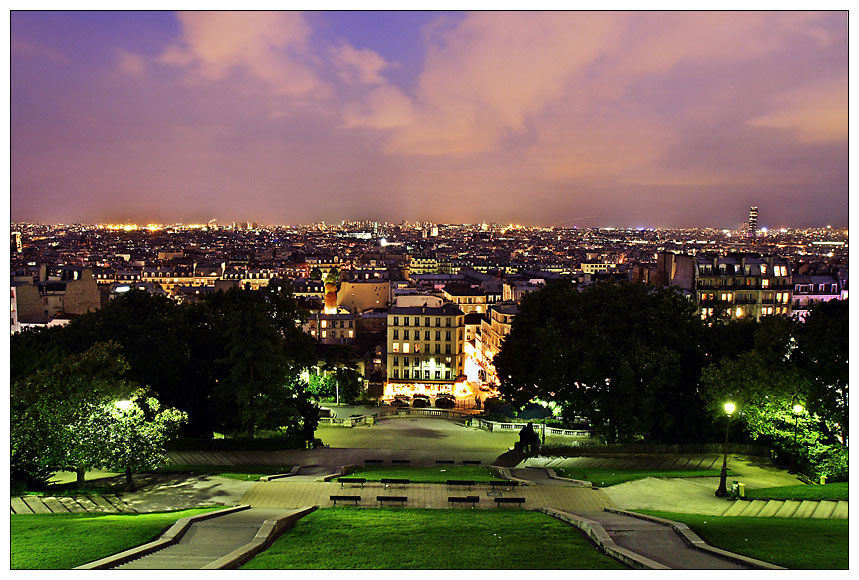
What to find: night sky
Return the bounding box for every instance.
[10,11,848,228]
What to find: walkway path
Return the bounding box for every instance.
[111,508,292,570]
[578,510,755,569]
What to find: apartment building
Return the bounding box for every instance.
[475,303,518,385]
[657,252,793,320]
[385,304,465,398]
[792,274,843,322]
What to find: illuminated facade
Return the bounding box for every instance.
[441,285,489,314]
[305,312,356,344]
[385,304,466,399]
[791,274,843,322]
[658,252,792,320]
[475,303,518,385]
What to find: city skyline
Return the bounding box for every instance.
[11,11,848,228]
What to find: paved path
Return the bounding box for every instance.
[241,479,614,513]
[111,508,292,570]
[586,510,755,569]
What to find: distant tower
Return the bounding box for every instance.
[11,231,21,253]
[748,206,758,239]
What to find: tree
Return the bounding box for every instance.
[495,280,707,443]
[310,267,323,280]
[11,342,134,489]
[90,391,187,491]
[795,299,848,446]
[700,314,846,479]
[202,286,318,440]
[324,267,340,284]
[321,345,363,405]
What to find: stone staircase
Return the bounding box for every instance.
[721,499,847,519]
[11,494,137,514]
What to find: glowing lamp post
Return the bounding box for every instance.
[715,402,736,497]
[791,403,803,473]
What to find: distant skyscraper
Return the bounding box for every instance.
[748,206,758,239]
[11,231,22,253]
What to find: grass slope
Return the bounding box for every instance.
[638,511,848,569]
[11,508,220,570]
[348,465,503,482]
[242,508,627,569]
[555,468,732,487]
[744,482,848,501]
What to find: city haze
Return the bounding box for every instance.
[11,11,848,228]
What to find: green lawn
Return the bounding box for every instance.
[11,508,221,569]
[637,511,849,569]
[242,508,628,569]
[555,468,733,487]
[744,482,848,501]
[347,465,503,482]
[157,464,293,481]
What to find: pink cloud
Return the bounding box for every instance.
[342,85,414,129]
[116,49,146,77]
[11,37,68,63]
[159,11,325,98]
[330,41,390,85]
[747,74,847,143]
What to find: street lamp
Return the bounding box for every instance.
[715,402,736,497]
[791,403,803,473]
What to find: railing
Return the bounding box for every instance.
[471,418,589,438]
[318,407,475,427]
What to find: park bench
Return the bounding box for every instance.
[364,459,384,464]
[448,496,480,507]
[381,478,410,489]
[338,477,367,488]
[377,496,408,507]
[446,480,476,490]
[436,459,455,464]
[489,480,519,490]
[493,497,525,507]
[330,495,361,506]
[391,459,411,464]
[462,460,481,465]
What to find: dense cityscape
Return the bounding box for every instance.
[10,10,848,572]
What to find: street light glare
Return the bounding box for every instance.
[793,404,803,414]
[724,402,736,415]
[115,399,133,411]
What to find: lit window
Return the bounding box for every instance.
[415,343,421,352]
[735,307,743,318]
[393,342,399,353]
[321,331,327,338]
[348,330,353,338]
[321,320,327,328]
[403,343,410,354]
[762,279,769,288]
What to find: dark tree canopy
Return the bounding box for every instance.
[701,301,848,479]
[495,281,707,443]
